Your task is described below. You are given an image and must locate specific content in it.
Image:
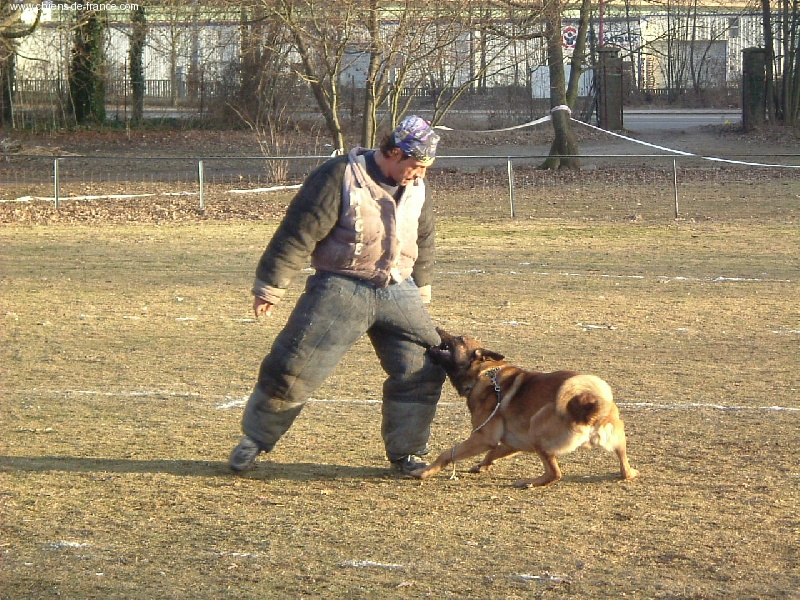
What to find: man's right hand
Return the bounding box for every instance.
[253,297,274,317]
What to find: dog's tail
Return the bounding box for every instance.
[555,374,615,425]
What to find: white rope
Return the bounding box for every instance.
[434,114,551,134]
[435,112,800,169]
[573,119,800,168]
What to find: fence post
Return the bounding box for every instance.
[53,158,60,209]
[507,157,516,218]
[198,159,205,210]
[672,159,679,219]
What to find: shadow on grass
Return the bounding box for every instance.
[0,455,390,481]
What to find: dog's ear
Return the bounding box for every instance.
[474,348,505,362]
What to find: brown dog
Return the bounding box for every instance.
[412,328,639,488]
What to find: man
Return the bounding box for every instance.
[229,115,446,475]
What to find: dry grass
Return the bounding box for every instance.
[2,186,799,598]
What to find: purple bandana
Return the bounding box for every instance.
[392,115,439,166]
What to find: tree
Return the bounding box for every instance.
[270,0,352,151]
[760,0,776,122]
[641,0,743,101]
[774,0,799,125]
[757,0,800,126]
[129,6,147,123]
[250,0,522,150]
[229,5,309,182]
[417,2,523,129]
[1,2,42,126]
[69,9,107,124]
[477,0,585,169]
[361,0,495,144]
[540,0,580,169]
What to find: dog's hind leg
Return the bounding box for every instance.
[595,421,639,481]
[612,435,639,480]
[512,447,562,488]
[468,443,520,473]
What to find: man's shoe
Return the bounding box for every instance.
[229,435,261,472]
[390,455,429,475]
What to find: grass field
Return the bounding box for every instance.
[2,186,799,598]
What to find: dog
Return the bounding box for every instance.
[412,328,639,488]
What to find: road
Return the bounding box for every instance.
[122,107,742,133]
[622,109,741,132]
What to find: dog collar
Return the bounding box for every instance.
[482,366,502,380]
[469,367,504,435]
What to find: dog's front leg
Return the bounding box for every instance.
[411,434,495,480]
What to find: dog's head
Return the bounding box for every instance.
[428,327,505,396]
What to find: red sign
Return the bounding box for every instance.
[562,26,578,49]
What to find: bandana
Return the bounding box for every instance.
[392,115,439,166]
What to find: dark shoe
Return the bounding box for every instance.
[391,455,429,475]
[229,435,261,472]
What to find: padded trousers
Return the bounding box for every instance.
[240,272,446,461]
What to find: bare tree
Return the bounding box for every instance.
[1,2,43,126]
[69,8,107,124]
[250,0,526,150]
[488,0,582,168]
[129,6,147,123]
[773,0,800,125]
[760,0,776,122]
[540,0,580,169]
[268,0,353,151]
[362,0,513,141]
[422,3,524,126]
[642,0,742,101]
[228,4,312,182]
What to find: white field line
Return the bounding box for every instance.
[340,560,404,569]
[442,267,794,285]
[21,390,799,413]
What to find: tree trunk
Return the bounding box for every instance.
[566,0,591,107]
[760,0,775,122]
[541,0,580,169]
[0,47,14,126]
[361,0,380,148]
[129,6,146,124]
[1,6,42,127]
[69,9,106,124]
[290,27,346,152]
[787,0,800,126]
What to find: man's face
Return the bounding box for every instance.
[386,150,429,185]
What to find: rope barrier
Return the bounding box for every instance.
[436,112,800,169]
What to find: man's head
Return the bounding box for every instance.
[378,115,440,185]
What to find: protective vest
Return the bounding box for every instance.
[311,148,426,287]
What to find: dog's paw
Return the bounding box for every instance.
[409,468,429,480]
[623,468,640,480]
[468,463,492,474]
[512,475,559,488]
